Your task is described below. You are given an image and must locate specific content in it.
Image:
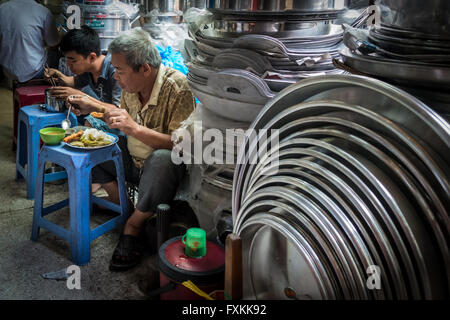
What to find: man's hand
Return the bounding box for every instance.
[50,87,84,100]
[44,67,73,86]
[44,68,63,84]
[67,95,99,116]
[104,109,138,136]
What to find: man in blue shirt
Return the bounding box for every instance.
[45,26,122,115]
[45,26,122,195]
[0,0,60,83]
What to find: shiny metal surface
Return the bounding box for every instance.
[233,78,450,216]
[44,89,66,112]
[371,27,450,49]
[249,166,390,299]
[200,19,338,39]
[241,177,374,299]
[340,48,450,85]
[237,214,337,299]
[241,157,402,299]
[231,76,450,298]
[377,23,450,41]
[380,0,450,37]
[236,99,449,218]
[210,0,349,14]
[237,191,355,299]
[246,140,421,298]
[249,114,450,280]
[296,134,443,298]
[158,0,186,13]
[188,84,265,122]
[368,30,450,60]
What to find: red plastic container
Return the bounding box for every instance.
[158,236,225,300]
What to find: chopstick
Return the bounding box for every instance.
[45,64,57,87]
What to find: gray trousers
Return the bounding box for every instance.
[92,136,186,213]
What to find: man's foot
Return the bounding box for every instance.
[109,234,144,272]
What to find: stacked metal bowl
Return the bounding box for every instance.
[185,1,369,94]
[232,74,450,299]
[180,0,369,240]
[340,0,450,115]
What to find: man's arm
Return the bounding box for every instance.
[121,89,195,151]
[104,108,173,150]
[92,97,119,113]
[67,94,117,116]
[131,125,173,150]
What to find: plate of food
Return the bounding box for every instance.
[63,128,118,149]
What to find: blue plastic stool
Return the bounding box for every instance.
[31,143,130,266]
[16,105,78,199]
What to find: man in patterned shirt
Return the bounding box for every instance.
[69,28,195,271]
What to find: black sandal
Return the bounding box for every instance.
[109,234,144,272]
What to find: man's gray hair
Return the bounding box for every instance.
[108,28,161,71]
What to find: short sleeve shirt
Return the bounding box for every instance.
[120,65,196,168]
[0,0,59,82]
[74,54,121,106]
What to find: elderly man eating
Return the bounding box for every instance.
[68,28,195,271]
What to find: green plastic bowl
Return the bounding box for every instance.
[39,127,66,145]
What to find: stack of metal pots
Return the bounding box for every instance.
[141,0,206,50]
[61,0,140,52]
[178,1,369,241]
[340,0,450,116]
[232,74,450,299]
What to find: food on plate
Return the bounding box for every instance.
[67,128,114,148]
[63,130,83,143]
[90,111,104,118]
[69,141,85,147]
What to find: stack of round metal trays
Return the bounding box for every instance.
[183,0,369,193]
[232,74,450,299]
[340,0,450,116]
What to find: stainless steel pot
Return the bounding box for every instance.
[209,0,349,14]
[44,89,66,112]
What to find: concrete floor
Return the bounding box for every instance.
[0,84,157,300]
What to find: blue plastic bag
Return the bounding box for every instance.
[157,45,189,75]
[157,45,199,104]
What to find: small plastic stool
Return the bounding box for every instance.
[13,85,50,150]
[31,143,130,266]
[16,105,78,199]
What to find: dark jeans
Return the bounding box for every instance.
[92,136,186,213]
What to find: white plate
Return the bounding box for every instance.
[64,131,118,150]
